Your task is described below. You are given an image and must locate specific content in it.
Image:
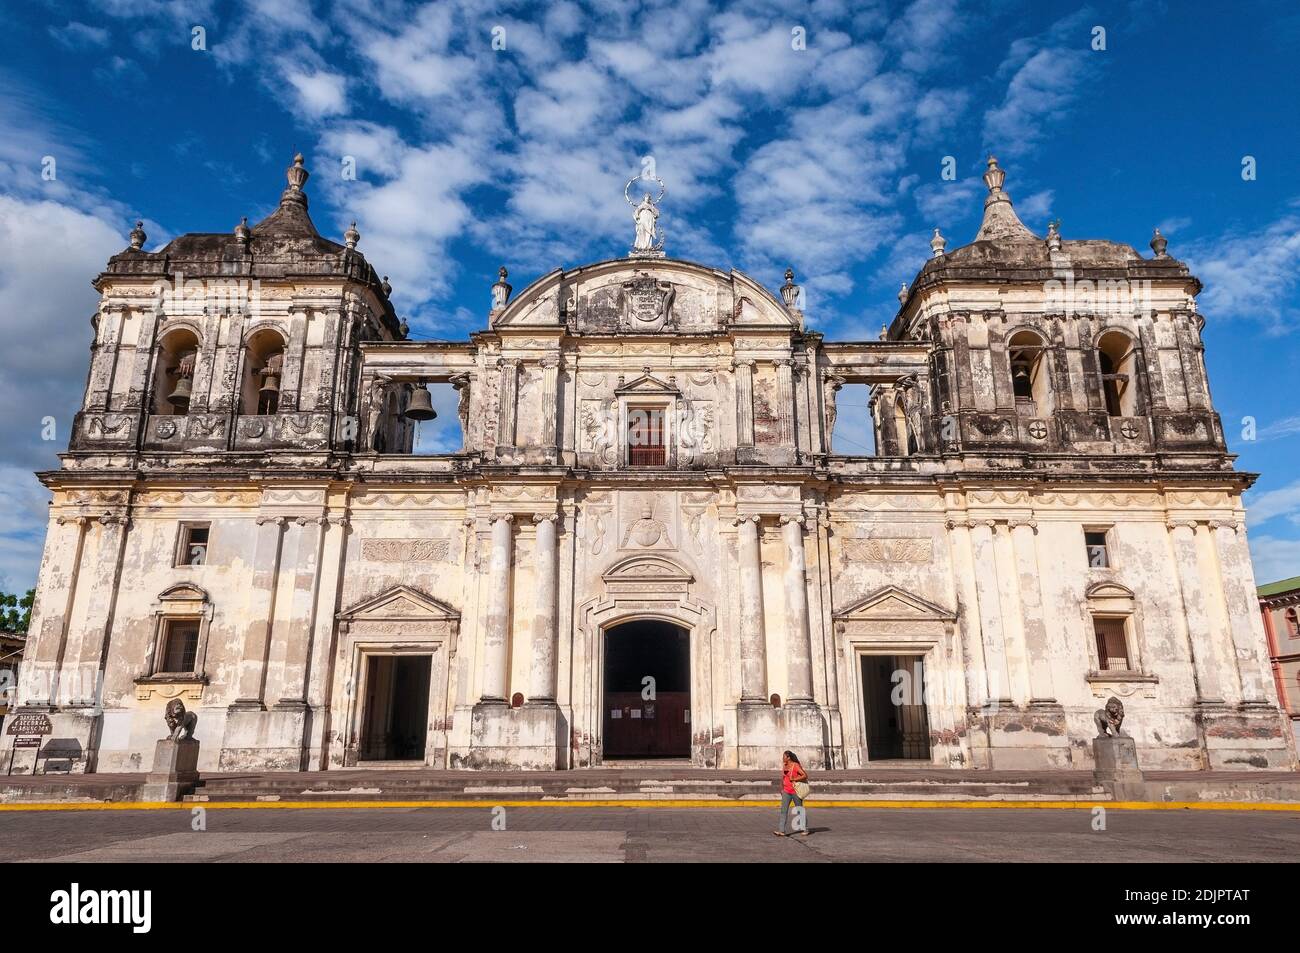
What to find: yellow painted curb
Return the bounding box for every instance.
[0,799,1298,812]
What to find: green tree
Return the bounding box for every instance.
[0,590,34,633]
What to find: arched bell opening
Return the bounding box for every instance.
[241,327,287,416]
[152,328,201,415]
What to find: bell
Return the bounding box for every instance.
[404,385,437,421]
[259,368,281,399]
[168,375,192,411]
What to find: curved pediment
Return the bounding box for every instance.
[834,585,957,622]
[1086,581,1135,599]
[338,585,460,622]
[158,583,209,603]
[492,257,798,334]
[602,554,694,584]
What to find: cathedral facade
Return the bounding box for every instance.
[8,155,1294,774]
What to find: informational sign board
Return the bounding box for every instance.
[5,714,52,736]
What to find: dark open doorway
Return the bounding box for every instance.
[603,620,690,759]
[861,654,931,760]
[359,654,431,761]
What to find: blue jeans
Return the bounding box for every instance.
[779,791,805,834]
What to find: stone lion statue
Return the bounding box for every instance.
[1093,696,1126,739]
[165,698,198,741]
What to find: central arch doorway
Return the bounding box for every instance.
[602,619,691,760]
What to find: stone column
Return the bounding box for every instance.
[231,516,287,709]
[23,515,89,707]
[540,358,559,454]
[968,519,1013,704]
[735,515,767,703]
[278,304,310,411]
[85,305,124,411]
[781,515,814,704]
[480,514,515,703]
[733,359,755,450]
[528,514,559,703]
[1009,518,1057,705]
[1210,520,1270,705]
[1167,519,1224,704]
[273,516,327,707]
[123,304,160,413]
[497,359,518,449]
[822,373,843,454]
[775,359,795,448]
[69,514,131,705]
[944,517,990,709]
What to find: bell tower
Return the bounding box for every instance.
[71,154,406,459]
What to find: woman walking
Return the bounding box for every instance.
[775,750,809,837]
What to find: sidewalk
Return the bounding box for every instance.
[3,765,1299,805]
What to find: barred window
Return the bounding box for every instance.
[160,619,201,673]
[1093,617,1131,671]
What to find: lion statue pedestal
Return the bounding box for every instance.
[1091,696,1145,800]
[141,699,201,802]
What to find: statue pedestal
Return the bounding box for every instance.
[1093,735,1145,800]
[141,738,200,802]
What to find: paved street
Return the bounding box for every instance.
[3,806,1297,862]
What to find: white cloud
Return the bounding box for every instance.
[1248,534,1300,589]
[1182,202,1300,330]
[49,22,111,49]
[285,68,348,118]
[1246,478,1300,527]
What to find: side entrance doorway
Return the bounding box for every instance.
[359,654,432,761]
[603,620,690,759]
[860,654,931,760]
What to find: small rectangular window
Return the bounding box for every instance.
[177,524,210,567]
[160,619,200,673]
[627,407,666,466]
[1093,618,1131,671]
[1084,530,1110,568]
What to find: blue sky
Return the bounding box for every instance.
[1,0,1298,591]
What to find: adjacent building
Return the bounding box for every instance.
[1259,576,1300,756]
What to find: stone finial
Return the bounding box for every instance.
[128,219,146,250]
[780,268,798,308]
[344,221,360,250]
[930,227,946,258]
[983,155,1006,194]
[1150,227,1168,258]
[879,324,888,340]
[399,317,409,339]
[381,275,392,297]
[491,266,512,311]
[1046,219,1061,252]
[281,152,310,207]
[234,216,251,246]
[897,282,908,304]
[974,155,1037,242]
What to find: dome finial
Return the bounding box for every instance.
[983,155,1005,195]
[930,227,947,258]
[1150,227,1168,258]
[1046,219,1062,252]
[973,155,1036,242]
[780,268,798,308]
[128,219,146,250]
[491,266,512,311]
[280,153,310,207]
